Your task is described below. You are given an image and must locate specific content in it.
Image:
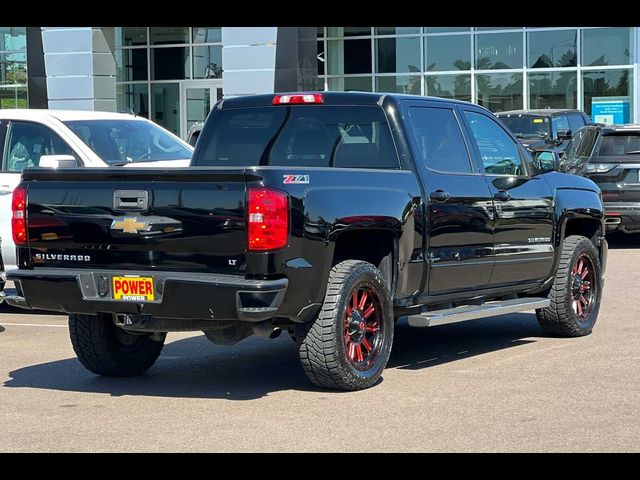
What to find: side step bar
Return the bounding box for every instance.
[405,297,550,328]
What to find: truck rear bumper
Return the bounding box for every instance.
[603,203,640,232]
[6,268,288,323]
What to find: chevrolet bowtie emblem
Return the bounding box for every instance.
[111,216,149,234]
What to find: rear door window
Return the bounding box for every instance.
[195,105,399,169]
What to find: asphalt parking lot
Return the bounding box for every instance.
[1,234,639,452]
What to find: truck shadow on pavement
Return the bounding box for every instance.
[606,232,640,249]
[4,312,543,399]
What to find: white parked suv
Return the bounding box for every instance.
[0,109,194,272]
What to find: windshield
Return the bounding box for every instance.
[194,105,399,169]
[64,119,193,165]
[595,134,640,156]
[498,115,550,140]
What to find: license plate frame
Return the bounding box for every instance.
[112,275,155,302]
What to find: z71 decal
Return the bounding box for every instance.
[283,174,310,184]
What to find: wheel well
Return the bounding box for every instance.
[333,229,395,288]
[564,218,601,243]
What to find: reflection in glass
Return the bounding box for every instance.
[376,37,420,73]
[376,27,420,35]
[117,83,149,117]
[582,69,632,116]
[528,30,576,68]
[0,27,26,51]
[476,73,523,112]
[529,71,577,109]
[425,27,470,33]
[0,86,27,108]
[475,27,520,31]
[425,35,471,71]
[317,41,325,75]
[476,33,523,69]
[328,76,373,92]
[151,83,180,135]
[425,74,471,102]
[193,45,222,78]
[376,75,421,94]
[150,27,189,45]
[115,27,147,47]
[0,52,26,85]
[151,47,190,80]
[328,39,372,74]
[582,27,632,66]
[327,27,371,37]
[192,27,222,43]
[115,48,147,82]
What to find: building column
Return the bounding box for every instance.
[222,27,319,97]
[41,27,116,111]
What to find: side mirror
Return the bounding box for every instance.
[533,150,561,173]
[38,155,78,169]
[557,129,572,141]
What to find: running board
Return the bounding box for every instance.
[406,297,550,328]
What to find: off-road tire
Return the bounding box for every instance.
[69,314,166,376]
[298,260,394,390]
[536,235,602,337]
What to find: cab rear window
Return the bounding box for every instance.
[194,105,399,169]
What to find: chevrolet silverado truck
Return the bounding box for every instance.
[6,92,607,391]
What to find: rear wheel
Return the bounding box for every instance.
[69,314,165,376]
[536,235,602,337]
[298,260,394,390]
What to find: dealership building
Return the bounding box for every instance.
[1,26,638,139]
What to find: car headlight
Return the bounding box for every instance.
[584,163,616,173]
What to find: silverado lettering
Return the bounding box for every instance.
[7,92,607,391]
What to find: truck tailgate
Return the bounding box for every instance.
[22,168,252,273]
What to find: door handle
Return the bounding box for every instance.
[429,190,450,202]
[494,190,511,201]
[0,185,12,196]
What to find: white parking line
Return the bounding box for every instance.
[0,322,67,328]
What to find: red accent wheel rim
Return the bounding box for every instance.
[571,254,595,321]
[343,285,384,371]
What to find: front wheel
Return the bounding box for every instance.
[536,235,603,337]
[298,260,394,390]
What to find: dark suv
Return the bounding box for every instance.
[496,109,591,154]
[561,123,640,233]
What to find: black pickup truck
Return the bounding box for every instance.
[6,92,607,391]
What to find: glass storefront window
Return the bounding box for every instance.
[117,83,149,117]
[425,74,471,102]
[318,41,325,75]
[327,27,371,37]
[529,71,577,109]
[327,39,372,74]
[193,45,222,78]
[425,35,471,71]
[0,52,26,85]
[476,27,520,31]
[151,47,190,80]
[328,76,373,92]
[425,27,470,33]
[0,86,27,108]
[376,37,420,74]
[582,28,632,67]
[150,27,189,45]
[375,27,420,35]
[582,69,632,116]
[151,83,181,135]
[0,27,26,51]
[476,72,523,112]
[376,75,421,94]
[192,27,221,43]
[528,30,577,68]
[115,27,147,47]
[476,33,523,69]
[115,48,147,82]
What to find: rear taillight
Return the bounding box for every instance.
[247,188,288,251]
[12,185,27,245]
[273,94,323,105]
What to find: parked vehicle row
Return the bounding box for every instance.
[5,92,607,391]
[0,109,194,273]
